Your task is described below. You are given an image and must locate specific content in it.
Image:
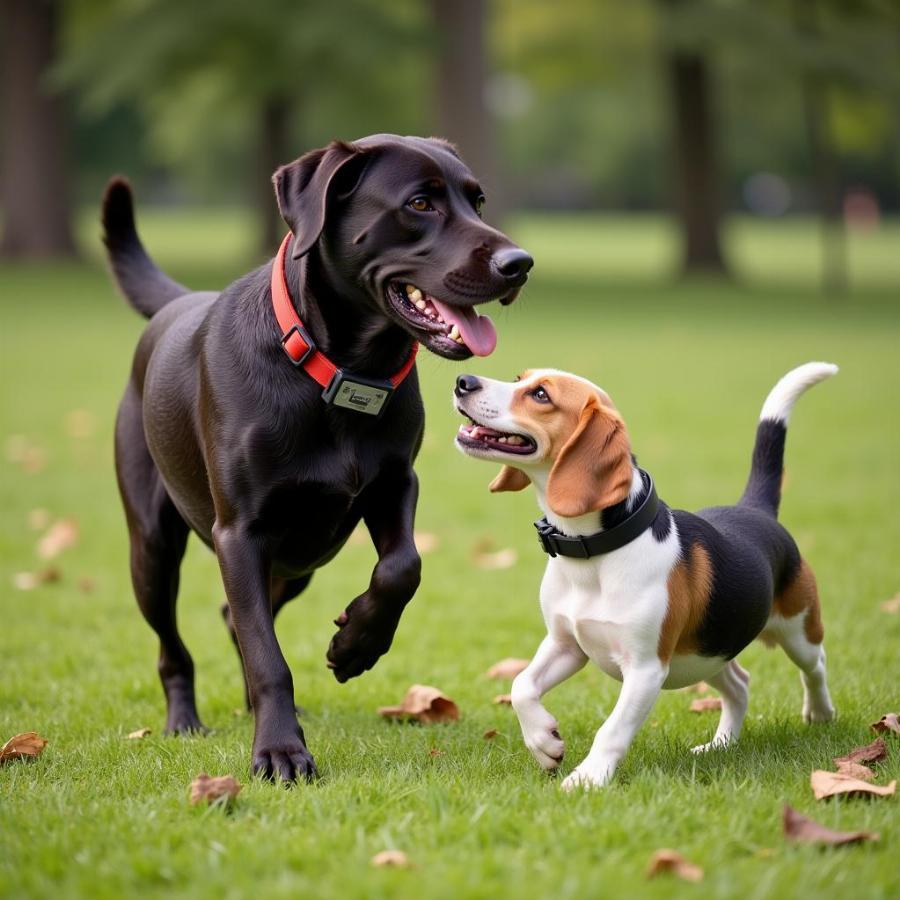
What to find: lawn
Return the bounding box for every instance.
[1,212,898,900]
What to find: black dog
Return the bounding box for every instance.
[103,135,532,782]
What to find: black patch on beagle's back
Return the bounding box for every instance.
[672,505,801,660]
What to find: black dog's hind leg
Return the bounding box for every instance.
[221,574,312,711]
[213,523,317,782]
[327,467,422,682]
[115,389,204,734]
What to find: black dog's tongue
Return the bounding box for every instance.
[431,299,497,357]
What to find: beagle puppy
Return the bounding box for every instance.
[453,364,836,789]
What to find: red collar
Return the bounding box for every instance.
[271,233,418,416]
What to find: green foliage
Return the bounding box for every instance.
[1,212,899,898]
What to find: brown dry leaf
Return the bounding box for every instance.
[783,805,879,845]
[689,697,722,713]
[493,694,512,706]
[835,761,876,781]
[77,576,96,594]
[37,518,79,560]
[483,729,499,740]
[428,747,444,758]
[127,728,151,740]
[810,769,896,800]
[679,681,711,694]
[879,593,900,614]
[377,684,459,724]
[871,713,900,735]
[189,773,241,806]
[834,737,887,768]
[471,538,517,570]
[646,849,703,882]
[414,531,439,554]
[12,567,60,590]
[485,658,530,680]
[0,731,49,765]
[65,409,96,439]
[371,850,412,868]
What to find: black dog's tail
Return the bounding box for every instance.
[101,177,190,319]
[739,362,838,517]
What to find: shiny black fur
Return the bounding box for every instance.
[104,135,532,783]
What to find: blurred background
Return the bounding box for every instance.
[2,0,899,289]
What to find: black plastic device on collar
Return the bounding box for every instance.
[534,470,660,559]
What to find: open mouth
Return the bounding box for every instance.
[386,282,500,359]
[456,418,537,456]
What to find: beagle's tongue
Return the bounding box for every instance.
[430,298,497,357]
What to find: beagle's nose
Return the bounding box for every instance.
[493,247,534,281]
[455,374,482,397]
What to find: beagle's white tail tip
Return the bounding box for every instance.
[760,362,838,424]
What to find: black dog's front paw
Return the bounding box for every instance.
[327,595,400,683]
[251,734,317,784]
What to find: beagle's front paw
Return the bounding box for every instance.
[560,764,611,792]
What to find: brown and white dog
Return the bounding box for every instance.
[453,364,836,789]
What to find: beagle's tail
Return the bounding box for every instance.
[739,362,838,516]
[101,177,190,318]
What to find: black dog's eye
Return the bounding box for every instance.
[475,195,486,218]
[530,385,551,404]
[407,196,435,213]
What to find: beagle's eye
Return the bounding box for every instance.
[475,195,486,218]
[407,196,434,212]
[530,385,551,404]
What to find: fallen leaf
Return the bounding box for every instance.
[378,685,459,724]
[871,713,900,735]
[12,567,60,590]
[65,409,96,439]
[428,747,444,758]
[810,769,896,800]
[493,694,512,705]
[414,531,439,554]
[0,731,49,765]
[189,773,241,806]
[679,681,711,694]
[27,508,51,531]
[834,761,875,781]
[834,737,887,768]
[371,850,412,868]
[37,518,79,560]
[646,849,703,882]
[879,593,900,614]
[471,538,518,570]
[483,729,499,740]
[485,658,530,680]
[127,728,151,740]
[689,697,722,713]
[77,576,96,594]
[783,805,879,845]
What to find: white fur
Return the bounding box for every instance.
[759,362,838,424]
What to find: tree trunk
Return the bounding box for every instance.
[794,0,846,295]
[256,94,290,256]
[0,0,77,258]
[430,0,504,219]
[662,0,727,275]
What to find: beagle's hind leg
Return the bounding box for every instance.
[691,660,750,753]
[766,560,835,723]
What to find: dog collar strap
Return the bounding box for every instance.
[271,232,418,416]
[534,470,659,559]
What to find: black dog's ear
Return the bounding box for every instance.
[272,141,368,259]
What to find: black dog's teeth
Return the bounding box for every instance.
[396,283,464,343]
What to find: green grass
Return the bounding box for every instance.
[1,213,899,900]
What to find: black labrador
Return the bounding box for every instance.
[103,134,532,782]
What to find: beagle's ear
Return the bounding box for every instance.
[546,397,632,518]
[272,141,369,259]
[489,466,530,493]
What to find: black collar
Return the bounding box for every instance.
[534,470,659,559]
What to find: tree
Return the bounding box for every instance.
[1,0,77,258]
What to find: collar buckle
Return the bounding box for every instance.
[280,323,316,366]
[322,370,394,417]
[534,519,558,558]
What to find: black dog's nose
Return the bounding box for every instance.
[493,247,534,281]
[455,374,482,397]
